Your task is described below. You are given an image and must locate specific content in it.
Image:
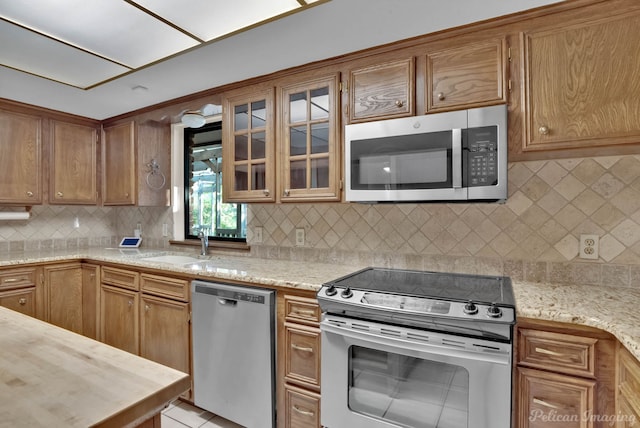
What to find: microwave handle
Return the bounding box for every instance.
[452,129,462,188]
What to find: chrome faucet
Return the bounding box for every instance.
[197,229,209,255]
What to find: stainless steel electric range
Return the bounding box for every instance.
[317,267,517,428]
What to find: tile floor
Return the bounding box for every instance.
[162,400,244,428]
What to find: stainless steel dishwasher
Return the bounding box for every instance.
[191,280,275,428]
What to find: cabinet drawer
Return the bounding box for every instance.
[0,267,37,290]
[101,266,139,290]
[0,287,36,317]
[141,274,189,302]
[518,367,595,428]
[285,322,321,390]
[284,295,321,325]
[518,328,597,377]
[284,384,321,428]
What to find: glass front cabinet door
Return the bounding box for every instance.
[222,86,276,202]
[279,73,341,202]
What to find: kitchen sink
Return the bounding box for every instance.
[139,255,204,265]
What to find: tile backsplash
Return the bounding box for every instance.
[248,154,640,287]
[1,154,640,288]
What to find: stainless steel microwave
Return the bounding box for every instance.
[345,105,507,202]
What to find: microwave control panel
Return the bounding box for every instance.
[465,126,498,187]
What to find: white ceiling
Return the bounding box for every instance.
[0,0,563,120]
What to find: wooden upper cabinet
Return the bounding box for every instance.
[349,58,414,123]
[426,37,507,112]
[222,86,276,202]
[0,109,42,204]
[102,121,136,205]
[522,10,640,152]
[279,73,341,202]
[50,120,98,204]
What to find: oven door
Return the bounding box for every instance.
[321,315,513,428]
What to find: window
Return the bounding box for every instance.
[184,121,246,241]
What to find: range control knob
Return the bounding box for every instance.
[487,303,502,318]
[463,300,478,315]
[324,285,337,296]
[340,287,354,299]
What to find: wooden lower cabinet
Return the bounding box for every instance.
[284,323,321,389]
[0,266,39,318]
[100,284,140,354]
[616,344,640,427]
[515,318,616,428]
[518,367,595,428]
[284,384,321,428]
[140,293,191,399]
[43,263,84,334]
[0,287,36,317]
[81,264,100,340]
[278,292,322,428]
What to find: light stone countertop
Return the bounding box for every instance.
[1,248,639,362]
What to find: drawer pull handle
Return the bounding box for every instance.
[533,397,561,409]
[292,405,314,417]
[535,347,565,357]
[293,309,315,317]
[291,344,314,353]
[3,278,21,283]
[18,298,27,305]
[395,100,404,107]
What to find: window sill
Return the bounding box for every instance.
[169,239,250,252]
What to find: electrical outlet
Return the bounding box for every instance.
[162,223,169,237]
[254,227,263,243]
[579,234,599,259]
[295,228,305,246]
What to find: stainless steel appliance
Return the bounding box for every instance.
[191,280,275,428]
[345,104,507,202]
[317,268,516,428]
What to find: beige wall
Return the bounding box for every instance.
[2,153,639,288]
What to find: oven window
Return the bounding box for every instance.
[348,346,469,428]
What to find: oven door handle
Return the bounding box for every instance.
[321,319,511,365]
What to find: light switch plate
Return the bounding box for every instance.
[254,227,263,243]
[295,228,305,246]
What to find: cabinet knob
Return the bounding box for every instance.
[538,125,550,135]
[26,191,34,197]
[128,300,133,307]
[56,192,63,198]
[145,304,150,311]
[284,189,290,197]
[394,100,404,108]
[124,192,129,198]
[437,92,445,101]
[18,298,27,305]
[263,189,270,197]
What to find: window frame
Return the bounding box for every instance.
[170,114,247,245]
[183,121,246,242]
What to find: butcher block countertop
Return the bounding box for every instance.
[0,306,190,427]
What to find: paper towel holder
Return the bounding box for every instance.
[0,206,31,221]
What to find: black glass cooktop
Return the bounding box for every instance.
[325,267,515,307]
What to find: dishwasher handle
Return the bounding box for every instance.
[218,298,237,306]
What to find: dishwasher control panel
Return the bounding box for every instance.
[194,283,267,304]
